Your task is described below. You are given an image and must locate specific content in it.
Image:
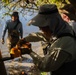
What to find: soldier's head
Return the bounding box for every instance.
[11,11,19,21]
[60,4,76,22]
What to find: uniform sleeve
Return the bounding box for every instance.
[24,32,49,42]
[1,23,8,40]
[30,49,71,72]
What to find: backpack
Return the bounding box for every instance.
[10,21,20,38]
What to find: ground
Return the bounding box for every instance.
[0,42,50,75]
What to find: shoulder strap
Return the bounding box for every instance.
[13,21,20,29]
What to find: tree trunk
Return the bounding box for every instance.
[0,51,7,75]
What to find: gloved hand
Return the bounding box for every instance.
[19,41,32,54]
[17,38,32,54]
[19,48,32,54]
[1,38,5,44]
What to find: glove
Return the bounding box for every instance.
[17,38,32,54]
[1,38,5,44]
[19,48,32,54]
[17,38,28,47]
[17,38,31,48]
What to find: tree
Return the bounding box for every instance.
[0,0,76,23]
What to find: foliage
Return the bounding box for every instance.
[2,0,9,4]
[1,0,70,10]
[1,0,69,7]
[41,72,48,75]
[0,0,75,18]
